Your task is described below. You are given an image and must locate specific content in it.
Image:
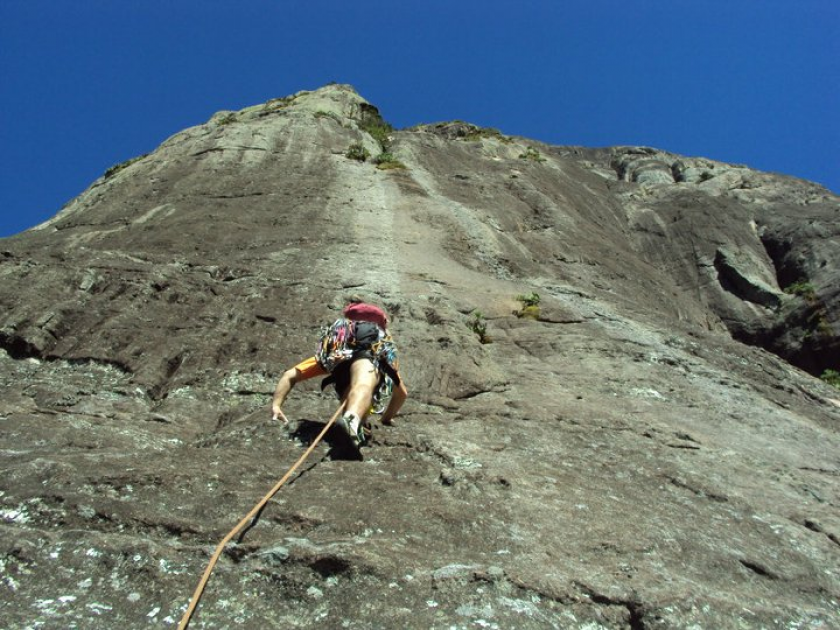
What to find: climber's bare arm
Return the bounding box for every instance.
[380,379,408,426]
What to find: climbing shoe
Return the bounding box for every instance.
[340,413,366,448]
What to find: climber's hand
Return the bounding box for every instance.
[272,406,289,424]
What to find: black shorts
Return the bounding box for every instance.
[322,353,377,399]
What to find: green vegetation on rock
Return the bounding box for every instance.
[515,292,541,319]
[519,147,546,162]
[359,106,394,151]
[463,125,509,142]
[821,369,840,389]
[345,143,370,162]
[785,280,817,301]
[467,310,491,344]
[104,154,148,179]
[355,106,408,170]
[374,152,406,170]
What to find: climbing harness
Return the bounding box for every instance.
[177,402,346,630]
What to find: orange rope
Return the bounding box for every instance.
[178,403,346,630]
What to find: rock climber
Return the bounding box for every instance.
[271,299,408,447]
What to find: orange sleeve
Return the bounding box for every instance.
[293,356,328,381]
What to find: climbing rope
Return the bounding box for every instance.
[178,403,346,630]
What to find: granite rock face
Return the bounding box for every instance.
[1,84,838,629]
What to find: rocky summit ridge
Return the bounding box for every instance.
[0,84,838,629]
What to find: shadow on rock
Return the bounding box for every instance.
[290,418,363,461]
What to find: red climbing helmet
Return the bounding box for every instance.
[342,301,388,329]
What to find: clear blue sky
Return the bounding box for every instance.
[1,1,837,238]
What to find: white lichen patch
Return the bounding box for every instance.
[456,602,495,619]
[3,574,21,591]
[452,456,482,470]
[78,505,97,519]
[499,595,540,616]
[1,506,32,524]
[306,585,324,599]
[87,602,112,615]
[630,387,665,400]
